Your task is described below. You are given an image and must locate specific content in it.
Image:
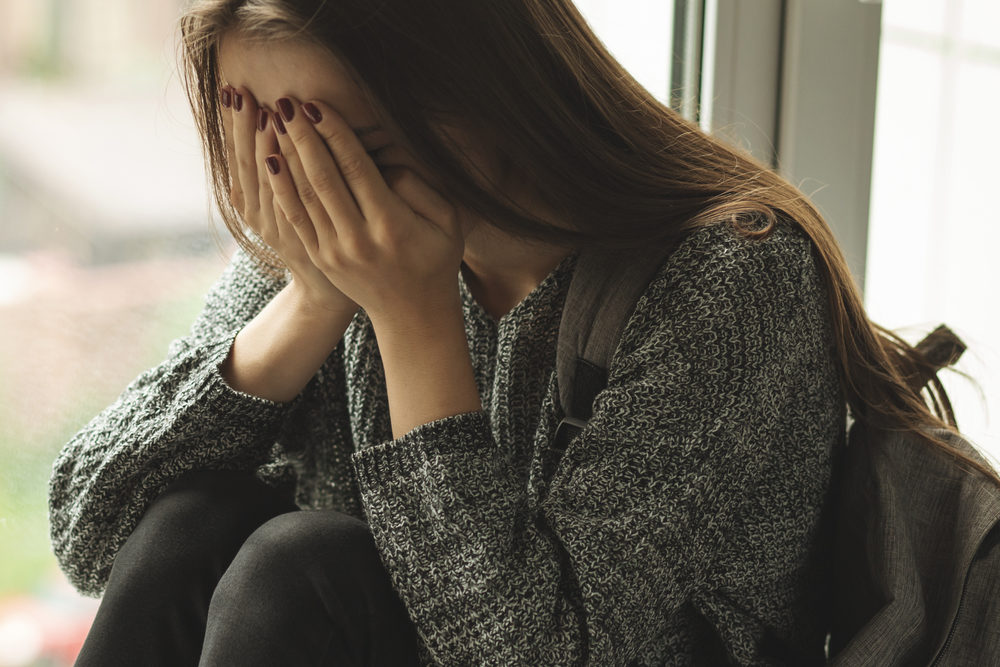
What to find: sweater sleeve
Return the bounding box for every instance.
[350,223,843,665]
[49,248,302,597]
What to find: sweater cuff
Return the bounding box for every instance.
[199,330,294,421]
[351,410,493,490]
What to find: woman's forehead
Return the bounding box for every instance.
[217,35,364,115]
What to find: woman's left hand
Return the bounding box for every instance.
[264,97,465,331]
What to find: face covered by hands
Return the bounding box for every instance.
[218,36,467,328]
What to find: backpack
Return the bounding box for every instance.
[552,249,1000,665]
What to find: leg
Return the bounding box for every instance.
[199,509,421,667]
[75,469,299,667]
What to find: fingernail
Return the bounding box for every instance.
[276,97,294,122]
[265,156,280,175]
[273,112,287,135]
[257,108,268,132]
[302,102,322,124]
[233,91,243,112]
[220,87,231,109]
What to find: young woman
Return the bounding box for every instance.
[48,0,985,665]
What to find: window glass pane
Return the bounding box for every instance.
[958,1,1000,50]
[882,0,948,36]
[0,0,224,662]
[573,0,675,104]
[866,0,1000,460]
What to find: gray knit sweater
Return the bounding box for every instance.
[49,220,844,665]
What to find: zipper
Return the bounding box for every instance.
[929,563,972,666]
[928,514,1000,666]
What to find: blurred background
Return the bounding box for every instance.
[0,0,997,664]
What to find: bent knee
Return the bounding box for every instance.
[209,511,400,632]
[242,510,377,569]
[216,510,382,598]
[116,470,295,577]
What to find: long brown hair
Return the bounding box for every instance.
[179,0,997,484]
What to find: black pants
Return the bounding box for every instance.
[75,469,422,666]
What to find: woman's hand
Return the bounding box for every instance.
[261,96,466,331]
[220,85,358,316]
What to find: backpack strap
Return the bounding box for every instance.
[552,249,669,460]
[913,324,965,374]
[911,324,966,427]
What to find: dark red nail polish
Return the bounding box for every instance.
[265,156,280,175]
[276,97,294,122]
[257,109,268,132]
[233,91,243,112]
[302,102,322,124]
[220,87,231,109]
[273,112,286,135]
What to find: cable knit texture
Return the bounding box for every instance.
[49,219,844,665]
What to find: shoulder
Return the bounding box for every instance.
[180,244,290,345]
[657,218,818,293]
[202,246,288,311]
[220,244,287,292]
[614,219,832,369]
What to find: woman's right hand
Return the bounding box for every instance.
[221,85,359,317]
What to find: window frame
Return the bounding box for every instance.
[695,0,883,292]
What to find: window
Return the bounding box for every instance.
[574,0,675,105]
[865,0,1000,459]
[0,1,222,663]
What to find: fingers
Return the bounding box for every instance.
[264,152,321,255]
[231,86,262,223]
[272,96,338,247]
[219,86,242,212]
[275,97,372,243]
[297,100,393,222]
[254,107,280,245]
[262,94,460,268]
[382,166,459,233]
[280,98,458,238]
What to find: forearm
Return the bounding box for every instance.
[371,301,483,440]
[51,332,290,596]
[222,280,358,402]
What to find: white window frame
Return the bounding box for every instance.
[695,0,883,293]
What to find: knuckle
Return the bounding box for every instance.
[242,213,262,235]
[284,208,311,228]
[379,227,406,254]
[315,247,338,272]
[236,154,256,176]
[347,237,374,261]
[297,182,321,208]
[258,227,278,248]
[372,229,398,255]
[258,177,273,197]
[308,169,339,197]
[242,196,261,215]
[372,213,399,239]
[336,153,366,181]
[382,166,407,189]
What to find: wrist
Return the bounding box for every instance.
[287,277,358,326]
[221,281,357,403]
[372,302,483,439]
[367,291,464,338]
